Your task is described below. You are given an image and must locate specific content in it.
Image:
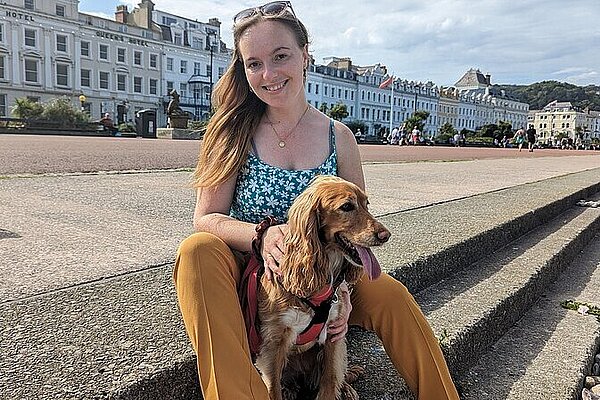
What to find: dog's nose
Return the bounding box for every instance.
[377,229,391,243]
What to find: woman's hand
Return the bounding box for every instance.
[328,282,352,342]
[260,223,289,281]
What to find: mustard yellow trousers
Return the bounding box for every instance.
[174,232,459,400]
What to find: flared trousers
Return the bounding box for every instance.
[174,232,459,400]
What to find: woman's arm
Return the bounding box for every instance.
[193,174,255,252]
[333,120,366,191]
[193,174,285,278]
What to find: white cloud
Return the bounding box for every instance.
[95,0,600,86]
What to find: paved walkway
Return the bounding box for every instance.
[0,134,599,304]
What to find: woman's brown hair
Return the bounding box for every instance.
[193,11,309,188]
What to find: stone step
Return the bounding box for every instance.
[349,198,600,399]
[459,233,600,400]
[2,171,599,399]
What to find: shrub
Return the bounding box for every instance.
[11,97,44,119]
[42,98,90,126]
[117,122,136,132]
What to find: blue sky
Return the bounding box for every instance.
[79,0,600,87]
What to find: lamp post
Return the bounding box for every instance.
[78,94,86,112]
[206,31,217,113]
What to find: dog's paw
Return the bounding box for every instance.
[340,381,359,400]
[344,365,365,384]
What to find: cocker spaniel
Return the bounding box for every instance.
[255,175,390,400]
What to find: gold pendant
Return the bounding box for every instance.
[278,140,286,148]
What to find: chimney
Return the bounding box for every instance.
[208,18,221,28]
[485,74,491,86]
[115,5,128,23]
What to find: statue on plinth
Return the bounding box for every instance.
[167,89,189,129]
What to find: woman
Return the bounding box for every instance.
[173,2,459,399]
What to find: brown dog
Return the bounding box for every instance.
[255,175,390,400]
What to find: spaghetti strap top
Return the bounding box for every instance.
[230,119,338,224]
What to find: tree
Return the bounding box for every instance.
[479,124,499,138]
[328,102,349,121]
[345,120,366,135]
[318,103,329,114]
[404,110,430,132]
[498,121,512,137]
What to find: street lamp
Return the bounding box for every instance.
[206,30,217,113]
[79,94,86,112]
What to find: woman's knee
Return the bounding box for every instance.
[175,232,237,281]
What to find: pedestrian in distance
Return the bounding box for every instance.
[172,2,460,399]
[411,126,420,145]
[514,128,526,152]
[526,125,537,152]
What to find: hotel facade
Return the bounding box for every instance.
[1,1,546,138]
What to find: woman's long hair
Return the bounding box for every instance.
[193,12,310,188]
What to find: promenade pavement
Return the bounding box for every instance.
[1,134,598,305]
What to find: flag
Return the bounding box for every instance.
[379,75,395,89]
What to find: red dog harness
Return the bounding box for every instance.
[238,255,341,358]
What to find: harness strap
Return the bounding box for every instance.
[238,255,263,358]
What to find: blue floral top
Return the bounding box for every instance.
[230,119,338,224]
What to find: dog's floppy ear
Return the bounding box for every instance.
[280,186,329,298]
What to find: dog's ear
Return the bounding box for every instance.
[280,188,329,298]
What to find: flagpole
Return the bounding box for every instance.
[389,78,394,136]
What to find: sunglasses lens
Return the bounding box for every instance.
[262,2,288,15]
[234,9,256,23]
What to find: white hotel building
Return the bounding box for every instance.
[1,1,531,136]
[0,0,229,126]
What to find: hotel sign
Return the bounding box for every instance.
[4,10,35,21]
[96,31,149,47]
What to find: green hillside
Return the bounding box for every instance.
[494,81,600,111]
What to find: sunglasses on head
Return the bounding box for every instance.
[233,1,297,24]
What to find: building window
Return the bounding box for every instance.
[149,54,157,69]
[194,62,201,75]
[192,36,203,49]
[99,44,108,60]
[206,64,211,76]
[180,60,187,74]
[162,16,177,25]
[166,57,173,71]
[24,0,34,10]
[81,41,90,57]
[218,67,225,78]
[56,34,67,52]
[134,51,142,66]
[174,33,182,46]
[166,81,174,93]
[56,4,65,16]
[117,74,126,91]
[133,76,142,93]
[24,59,38,83]
[0,94,6,116]
[117,48,126,63]
[118,25,127,33]
[99,71,109,89]
[149,78,157,95]
[24,28,36,47]
[0,56,5,79]
[315,84,319,95]
[0,24,4,42]
[179,82,187,98]
[56,63,69,86]
[81,69,91,87]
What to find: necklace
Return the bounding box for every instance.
[266,104,310,148]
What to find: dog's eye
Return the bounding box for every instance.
[339,202,355,212]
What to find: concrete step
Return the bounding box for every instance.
[2,170,599,399]
[459,233,600,399]
[349,197,600,399]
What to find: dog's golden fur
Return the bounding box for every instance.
[255,175,390,400]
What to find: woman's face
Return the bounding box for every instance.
[238,20,307,108]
